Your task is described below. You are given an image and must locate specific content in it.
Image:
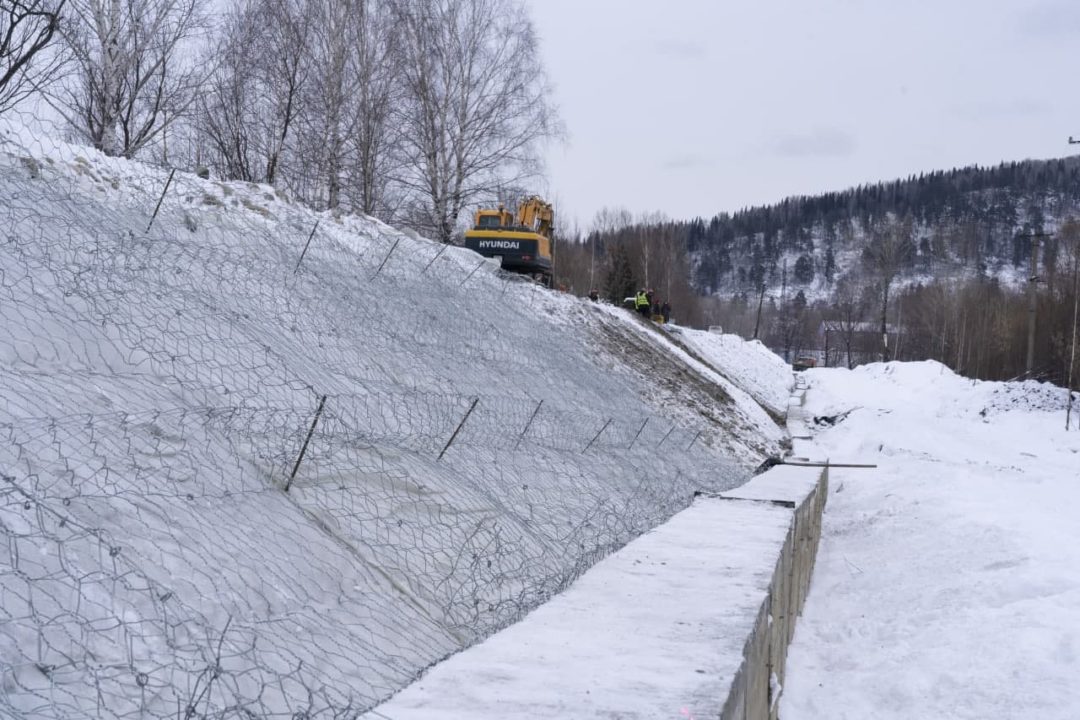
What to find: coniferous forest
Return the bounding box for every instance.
[556,157,1080,388]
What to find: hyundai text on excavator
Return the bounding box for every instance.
[463,196,554,286]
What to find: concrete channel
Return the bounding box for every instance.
[365,381,829,719]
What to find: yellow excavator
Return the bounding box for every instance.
[463,196,554,286]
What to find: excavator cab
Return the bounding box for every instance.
[474,205,515,229]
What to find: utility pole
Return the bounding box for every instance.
[781,259,790,361]
[1019,232,1051,377]
[781,258,788,308]
[753,283,766,340]
[1027,235,1040,376]
[1067,233,1079,429]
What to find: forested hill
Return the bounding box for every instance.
[682,156,1080,298]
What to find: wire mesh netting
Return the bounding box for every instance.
[0,126,773,717]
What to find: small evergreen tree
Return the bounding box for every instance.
[794,254,814,284]
[603,243,637,304]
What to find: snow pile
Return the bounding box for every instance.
[780,361,1080,720]
[664,325,793,418]
[0,129,784,718]
[977,377,1079,417]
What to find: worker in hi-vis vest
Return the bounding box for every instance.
[635,290,650,318]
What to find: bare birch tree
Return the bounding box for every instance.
[830,276,868,369]
[201,3,261,180]
[298,0,354,208]
[290,0,397,215]
[588,206,632,291]
[633,211,668,291]
[862,214,914,361]
[342,0,398,218]
[202,0,309,183]
[58,0,208,157]
[0,0,67,114]
[391,0,559,242]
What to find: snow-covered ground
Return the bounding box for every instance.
[362,496,794,720]
[9,119,1075,720]
[781,362,1080,720]
[664,325,792,419]
[364,360,1080,719]
[0,124,787,717]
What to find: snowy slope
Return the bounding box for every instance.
[0,126,784,718]
[662,325,793,418]
[780,362,1080,720]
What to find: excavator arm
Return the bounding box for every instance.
[516,197,554,238]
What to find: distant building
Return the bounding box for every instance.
[768,319,908,369]
[817,320,906,368]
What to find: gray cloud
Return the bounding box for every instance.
[774,128,856,158]
[529,0,1080,224]
[653,39,707,60]
[953,98,1052,121]
[660,153,715,171]
[1015,2,1080,37]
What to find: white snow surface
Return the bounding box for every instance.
[0,125,786,717]
[362,345,1080,720]
[664,325,793,418]
[363,487,804,720]
[781,361,1080,720]
[10,122,1077,720]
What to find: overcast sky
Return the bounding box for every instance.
[527,0,1080,229]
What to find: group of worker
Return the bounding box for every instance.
[585,288,671,323]
[635,289,671,323]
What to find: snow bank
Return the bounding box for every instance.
[665,325,794,418]
[780,361,1080,720]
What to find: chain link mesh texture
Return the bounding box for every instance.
[0,123,778,717]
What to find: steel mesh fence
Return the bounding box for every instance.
[0,123,761,717]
